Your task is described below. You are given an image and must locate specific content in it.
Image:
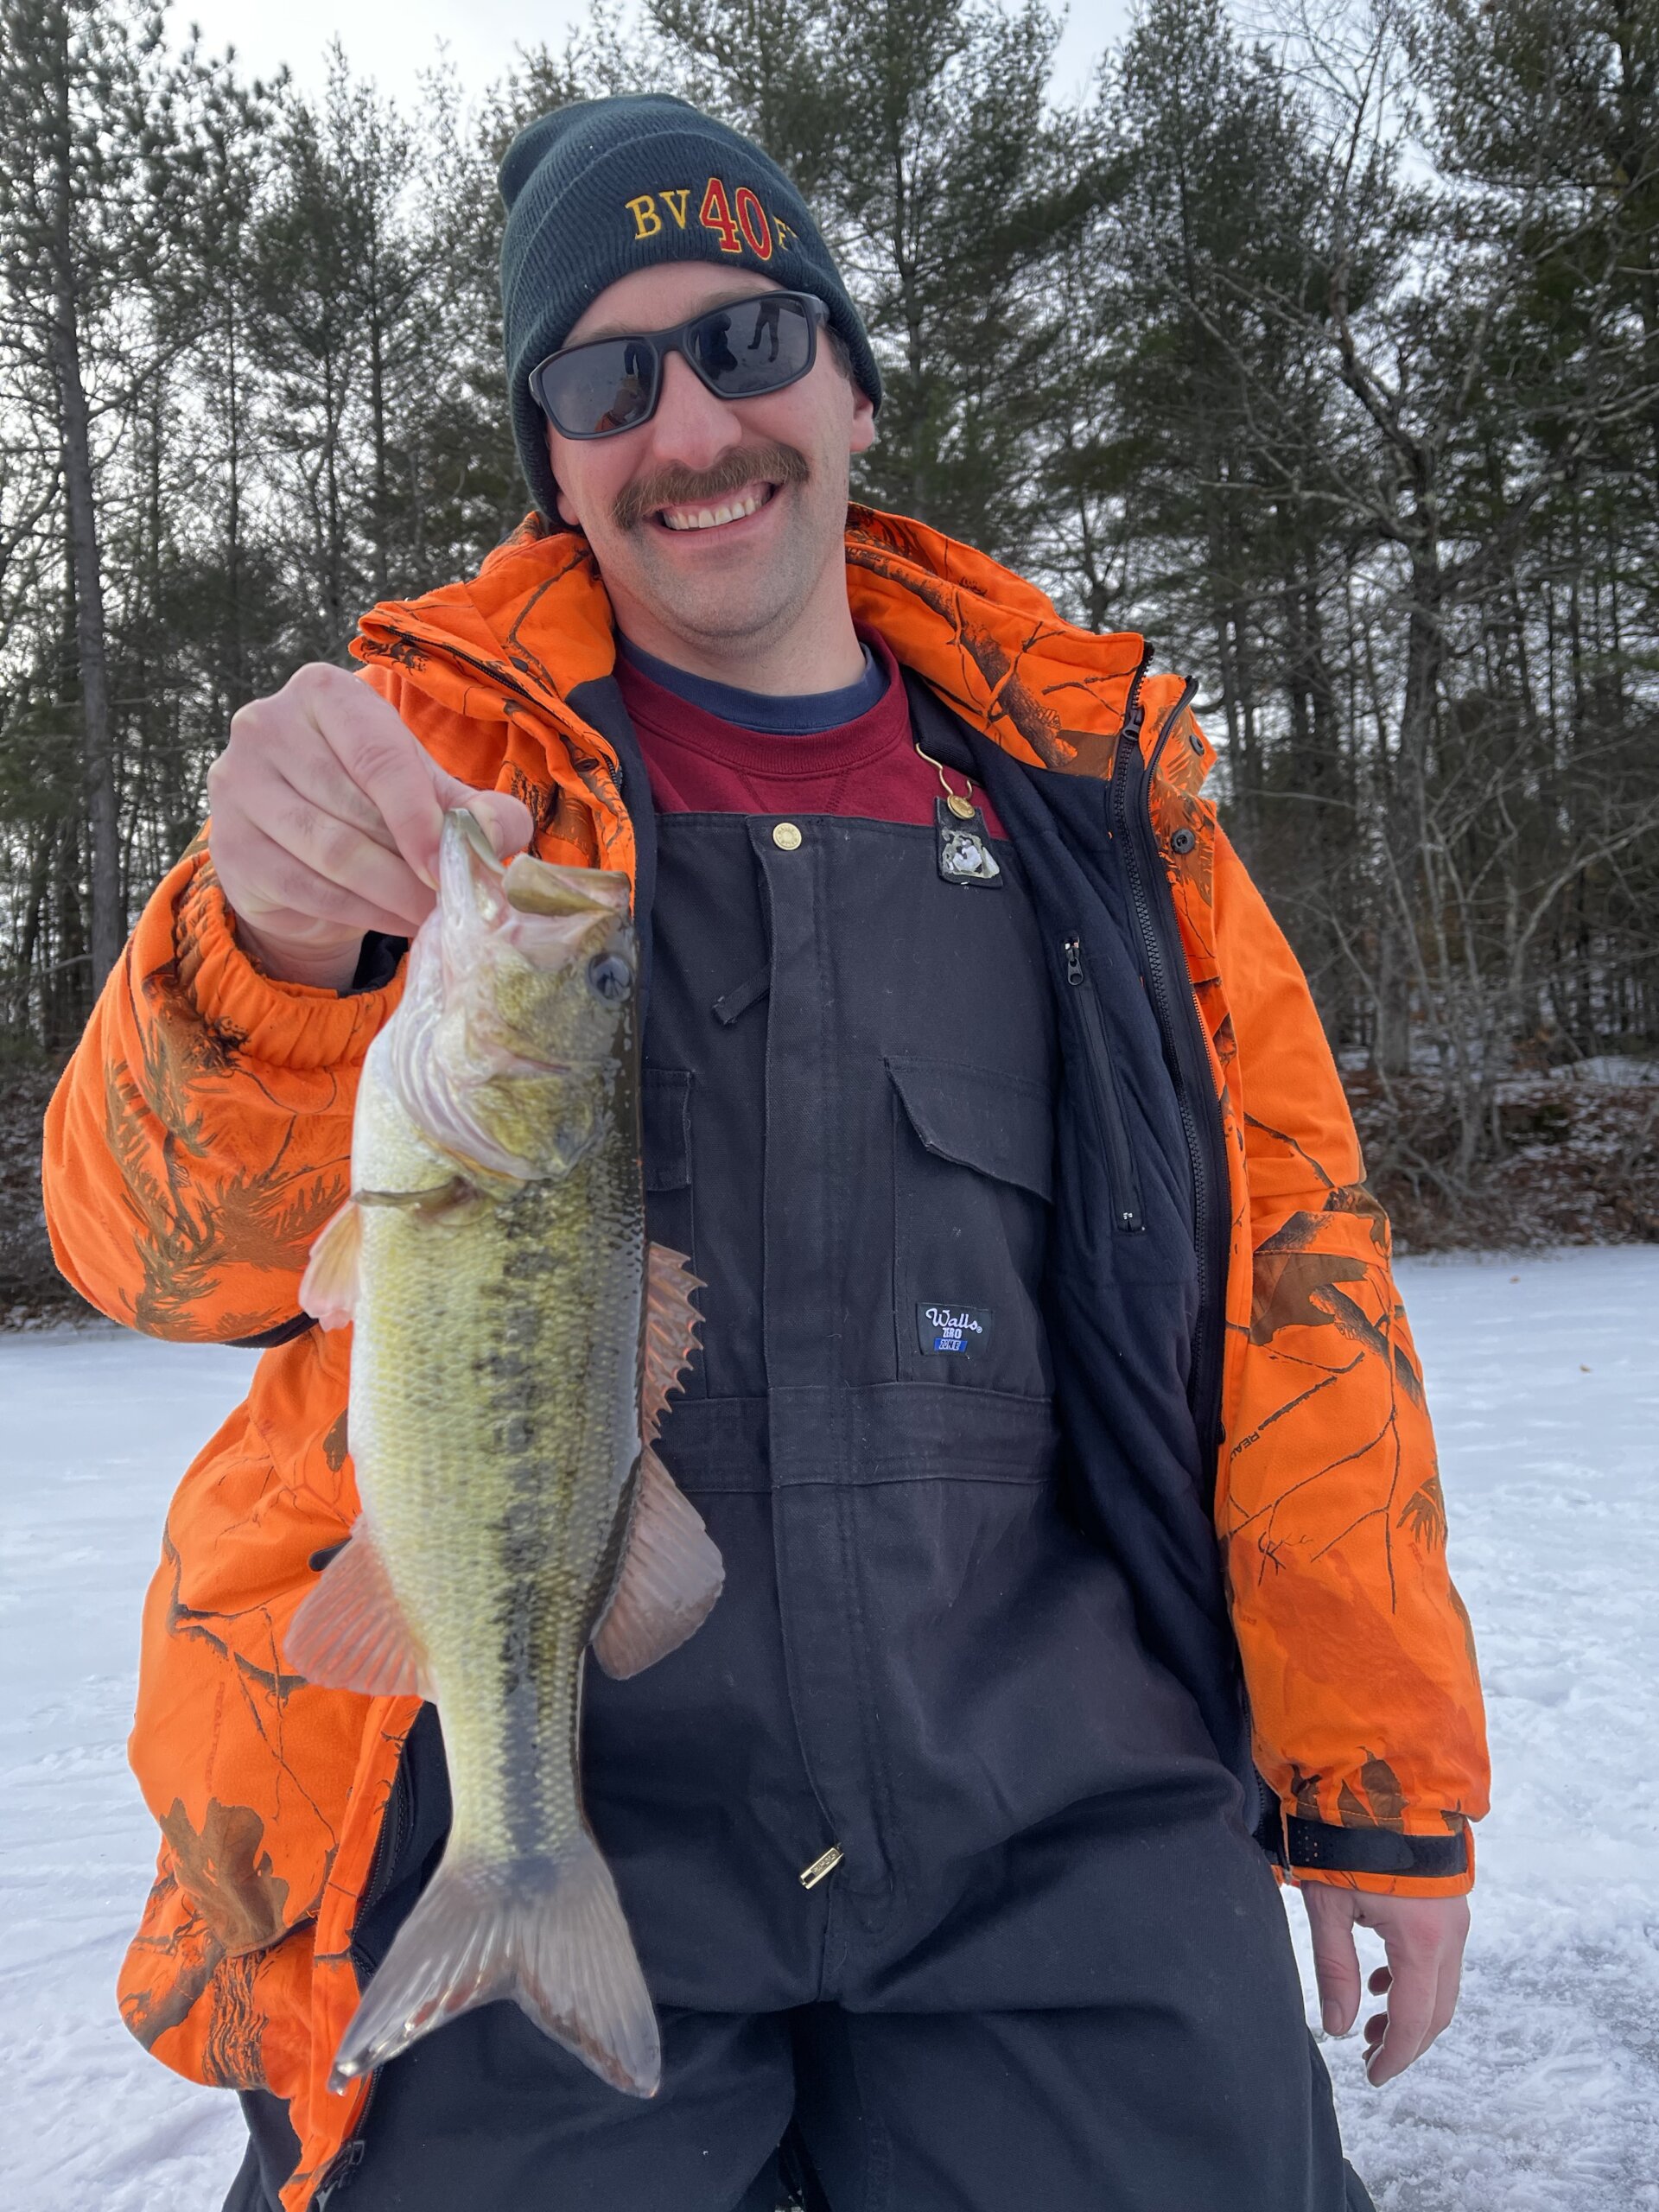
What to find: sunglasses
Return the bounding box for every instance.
[529,291,829,441]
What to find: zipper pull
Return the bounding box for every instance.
[1064,936,1084,987]
[314,2139,368,2206]
[799,1843,843,1889]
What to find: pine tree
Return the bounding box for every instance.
[647,0,1107,562]
[0,0,188,989]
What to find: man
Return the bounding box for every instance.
[43,95,1485,2212]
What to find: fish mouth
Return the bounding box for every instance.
[444,810,631,922]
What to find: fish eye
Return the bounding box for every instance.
[586,951,632,1004]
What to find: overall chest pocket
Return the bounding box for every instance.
[886,1056,1055,1398]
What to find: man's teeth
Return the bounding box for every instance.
[659,485,772,531]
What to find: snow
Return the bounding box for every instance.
[0,1332,258,2209]
[1562,1056,1659,1087]
[1291,1249,1659,2212]
[2,1251,1657,2210]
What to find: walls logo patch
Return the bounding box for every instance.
[917,1303,995,1357]
[625,178,798,257]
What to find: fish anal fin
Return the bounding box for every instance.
[300,1199,365,1330]
[591,1446,724,1680]
[284,1516,429,1697]
[643,1243,702,1443]
[328,1835,659,2098]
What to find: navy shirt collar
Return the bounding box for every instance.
[615,632,886,735]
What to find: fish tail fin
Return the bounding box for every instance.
[329,1835,659,2098]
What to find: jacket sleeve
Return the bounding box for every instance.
[42,837,403,1344]
[37,659,503,1344]
[1209,829,1488,1897]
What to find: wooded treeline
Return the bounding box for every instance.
[3,0,1659,1229]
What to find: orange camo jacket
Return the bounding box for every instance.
[42,508,1488,2209]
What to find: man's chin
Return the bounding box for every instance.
[617,545,811,645]
[636,593,802,652]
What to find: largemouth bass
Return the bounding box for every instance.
[286,808,723,2098]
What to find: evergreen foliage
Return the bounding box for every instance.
[2,0,1657,1216]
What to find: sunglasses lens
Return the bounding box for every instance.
[686,296,816,397]
[535,298,818,438]
[539,337,657,436]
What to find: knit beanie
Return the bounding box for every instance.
[499,94,881,524]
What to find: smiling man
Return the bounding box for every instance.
[44,94,1486,2212]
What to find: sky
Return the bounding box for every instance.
[168,0,1134,112]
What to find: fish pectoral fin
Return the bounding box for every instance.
[642,1243,703,1444]
[591,1446,725,1681]
[283,1516,430,1698]
[299,1199,365,1330]
[327,1835,659,2098]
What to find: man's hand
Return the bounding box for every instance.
[207,663,532,990]
[1301,1883,1469,2085]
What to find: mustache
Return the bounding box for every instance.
[613,443,810,531]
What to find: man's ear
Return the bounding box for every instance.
[849,387,877,457]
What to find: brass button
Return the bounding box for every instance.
[772,821,803,851]
[945,793,975,821]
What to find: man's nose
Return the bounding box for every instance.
[645,351,745,471]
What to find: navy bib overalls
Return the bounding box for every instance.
[233,690,1370,2212]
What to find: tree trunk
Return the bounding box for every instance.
[225,274,247,708]
[46,63,121,993]
[368,233,390,606]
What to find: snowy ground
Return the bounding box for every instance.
[2,1250,1656,2210]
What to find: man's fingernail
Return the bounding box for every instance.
[1321,2003,1343,2037]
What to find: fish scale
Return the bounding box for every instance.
[356,1173,640,1867]
[286,810,723,2098]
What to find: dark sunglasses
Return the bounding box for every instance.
[529,291,829,441]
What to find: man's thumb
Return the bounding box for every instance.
[1314,1943,1360,2037]
[433,775,534,860]
[1304,1887,1362,2037]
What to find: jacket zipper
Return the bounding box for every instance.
[1110,671,1229,1475]
[1062,936,1145,1233]
[310,1746,411,2203]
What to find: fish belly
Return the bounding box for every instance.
[351,1133,645,1862]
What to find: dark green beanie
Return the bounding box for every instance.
[499,94,881,524]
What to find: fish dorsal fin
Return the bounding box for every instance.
[300,1199,365,1332]
[284,1516,430,1698]
[590,1446,724,1680]
[643,1243,702,1444]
